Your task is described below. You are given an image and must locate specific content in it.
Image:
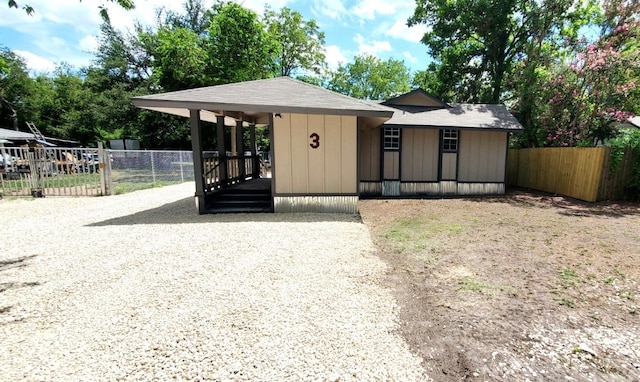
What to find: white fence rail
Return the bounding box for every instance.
[0,146,194,197]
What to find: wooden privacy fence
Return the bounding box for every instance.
[507,147,636,202]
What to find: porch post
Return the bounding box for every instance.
[189,109,206,214]
[216,115,227,185]
[249,123,258,178]
[236,119,245,179]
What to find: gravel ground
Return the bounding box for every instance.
[0,183,429,381]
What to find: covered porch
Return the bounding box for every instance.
[132,77,394,214]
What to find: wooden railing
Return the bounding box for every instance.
[203,154,260,192]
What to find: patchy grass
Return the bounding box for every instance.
[360,192,640,381]
[383,217,462,253]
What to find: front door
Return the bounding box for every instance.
[382,127,400,196]
[440,129,458,181]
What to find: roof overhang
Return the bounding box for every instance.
[131,77,395,125]
[132,99,395,123]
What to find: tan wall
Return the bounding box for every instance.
[273,113,357,194]
[383,151,400,180]
[458,130,507,182]
[401,128,439,181]
[359,125,381,181]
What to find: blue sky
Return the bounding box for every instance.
[0,0,433,76]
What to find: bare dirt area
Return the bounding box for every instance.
[359,190,640,381]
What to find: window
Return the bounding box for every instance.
[442,129,458,152]
[383,127,400,150]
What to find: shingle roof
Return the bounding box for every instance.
[382,103,524,131]
[132,77,395,120]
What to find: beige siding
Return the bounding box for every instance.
[441,152,457,180]
[290,113,308,193]
[458,130,507,182]
[273,113,357,194]
[358,126,381,181]
[383,151,400,180]
[273,113,292,193]
[324,115,342,192]
[341,116,358,192]
[308,114,325,192]
[401,129,439,181]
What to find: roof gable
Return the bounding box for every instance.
[383,89,449,108]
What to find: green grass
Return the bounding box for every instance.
[459,276,512,296]
[560,268,581,287]
[113,181,181,195]
[560,298,576,308]
[384,217,463,253]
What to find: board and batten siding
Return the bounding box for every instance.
[400,128,439,181]
[358,126,381,181]
[273,113,358,194]
[383,152,400,180]
[458,130,507,182]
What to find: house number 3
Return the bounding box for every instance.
[309,133,320,149]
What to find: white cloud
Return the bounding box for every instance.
[403,51,418,63]
[386,18,428,42]
[325,45,349,68]
[350,0,397,20]
[78,35,99,53]
[13,50,55,73]
[354,33,392,57]
[311,0,348,20]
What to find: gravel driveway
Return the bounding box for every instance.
[0,183,428,381]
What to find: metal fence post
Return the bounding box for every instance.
[179,150,184,183]
[150,150,156,186]
[98,142,107,196]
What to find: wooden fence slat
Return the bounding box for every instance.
[507,146,629,202]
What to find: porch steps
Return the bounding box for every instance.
[205,187,272,213]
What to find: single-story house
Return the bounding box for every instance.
[132,77,523,214]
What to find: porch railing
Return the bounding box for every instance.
[203,154,260,192]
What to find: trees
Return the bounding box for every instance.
[537,0,639,146]
[264,6,326,77]
[408,0,526,103]
[327,55,411,100]
[0,49,33,131]
[205,2,278,84]
[408,0,597,104]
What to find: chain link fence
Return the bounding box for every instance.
[108,150,194,194]
[1,147,195,197]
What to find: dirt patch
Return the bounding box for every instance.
[359,190,640,381]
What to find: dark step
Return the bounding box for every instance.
[206,205,273,213]
[214,193,271,202]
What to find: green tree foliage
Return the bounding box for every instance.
[264,6,326,76]
[205,2,278,84]
[150,27,208,91]
[328,55,411,100]
[0,49,33,131]
[408,0,597,104]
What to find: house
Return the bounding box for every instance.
[132,77,523,214]
[359,89,522,197]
